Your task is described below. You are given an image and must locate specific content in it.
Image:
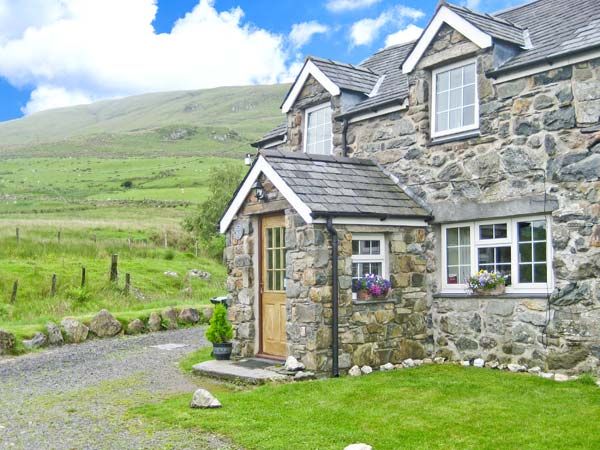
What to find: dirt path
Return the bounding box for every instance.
[0,328,233,449]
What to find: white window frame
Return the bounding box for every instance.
[351,233,388,299]
[431,58,479,139]
[441,216,554,295]
[303,102,333,155]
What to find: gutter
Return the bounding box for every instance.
[325,217,339,378]
[341,118,349,157]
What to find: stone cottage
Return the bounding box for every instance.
[220,0,600,376]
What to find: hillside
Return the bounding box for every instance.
[0,84,289,158]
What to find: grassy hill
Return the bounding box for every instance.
[0,84,289,158]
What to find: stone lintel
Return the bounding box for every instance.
[430,195,559,224]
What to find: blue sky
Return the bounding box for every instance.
[0,0,519,122]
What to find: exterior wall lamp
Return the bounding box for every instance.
[252,179,265,201]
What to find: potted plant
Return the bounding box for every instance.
[205,304,234,360]
[467,270,507,296]
[353,274,392,300]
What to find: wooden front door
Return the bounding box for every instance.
[260,214,287,358]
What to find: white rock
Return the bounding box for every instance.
[284,356,305,372]
[348,365,362,377]
[163,271,179,278]
[461,360,471,367]
[361,365,373,375]
[380,362,394,371]
[294,371,315,381]
[422,358,433,364]
[190,389,221,409]
[486,361,499,369]
[413,359,423,366]
[344,444,372,450]
[539,372,554,380]
[554,374,569,382]
[402,358,415,368]
[433,357,445,364]
[595,380,600,388]
[473,358,485,368]
[528,366,541,375]
[507,363,526,373]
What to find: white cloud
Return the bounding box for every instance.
[326,0,381,13]
[349,5,424,47]
[464,0,481,9]
[289,21,329,48]
[384,24,423,47]
[0,0,295,114]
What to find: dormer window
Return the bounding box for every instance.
[304,103,332,155]
[431,59,478,138]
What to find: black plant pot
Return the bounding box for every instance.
[212,342,232,360]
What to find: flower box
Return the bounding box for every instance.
[357,289,391,301]
[474,284,506,296]
[468,270,507,296]
[353,274,392,301]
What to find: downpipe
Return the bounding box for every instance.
[325,216,339,377]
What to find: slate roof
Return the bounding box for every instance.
[260,149,429,218]
[492,0,600,73]
[252,123,286,148]
[310,57,380,94]
[446,4,526,47]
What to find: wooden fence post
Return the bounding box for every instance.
[195,239,199,257]
[51,274,57,296]
[125,273,131,295]
[16,227,19,243]
[81,266,86,288]
[110,254,118,282]
[10,280,18,304]
[57,230,61,244]
[164,231,168,248]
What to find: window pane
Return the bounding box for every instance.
[449,109,461,129]
[459,266,471,284]
[463,64,475,84]
[534,242,546,262]
[479,225,494,240]
[534,264,547,283]
[447,267,459,284]
[447,228,458,246]
[463,105,475,126]
[449,89,462,109]
[459,227,470,245]
[436,111,448,132]
[352,263,358,277]
[437,91,449,111]
[463,84,475,105]
[519,243,532,262]
[532,221,547,241]
[360,240,371,254]
[370,263,382,276]
[460,246,470,266]
[497,246,511,263]
[518,222,532,241]
[352,240,359,254]
[371,240,380,255]
[495,223,508,239]
[448,247,458,266]
[437,71,449,92]
[519,264,532,283]
[450,67,462,88]
[478,247,493,264]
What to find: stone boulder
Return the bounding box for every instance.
[284,355,305,372]
[127,319,145,335]
[190,388,221,409]
[348,365,361,377]
[473,358,485,368]
[202,307,213,322]
[23,332,47,349]
[294,371,316,381]
[178,308,200,324]
[147,312,162,332]
[402,358,415,368]
[0,329,15,355]
[61,318,89,343]
[361,365,373,375]
[46,322,64,346]
[344,444,372,450]
[164,271,179,278]
[380,362,394,371]
[89,309,122,338]
[161,308,179,330]
[507,363,526,373]
[187,269,211,280]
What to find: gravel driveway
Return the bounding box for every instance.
[0,327,234,449]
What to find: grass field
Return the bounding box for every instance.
[135,365,600,450]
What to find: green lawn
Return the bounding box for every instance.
[134,365,600,450]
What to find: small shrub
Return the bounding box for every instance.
[163,249,175,260]
[67,287,92,303]
[121,180,133,189]
[576,373,598,386]
[205,304,233,344]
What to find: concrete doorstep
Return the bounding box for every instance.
[192,359,288,384]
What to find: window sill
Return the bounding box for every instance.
[428,130,480,146]
[433,292,549,299]
[352,298,398,305]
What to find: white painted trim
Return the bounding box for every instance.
[313,217,428,227]
[303,102,333,155]
[219,156,313,233]
[347,100,409,124]
[431,58,479,139]
[351,232,388,300]
[492,48,600,84]
[402,6,493,74]
[368,75,385,97]
[281,60,341,113]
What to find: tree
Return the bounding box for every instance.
[205,304,233,344]
[183,163,245,259]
